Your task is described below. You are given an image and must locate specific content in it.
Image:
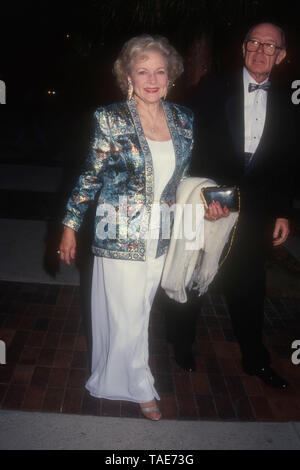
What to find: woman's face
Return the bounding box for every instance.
[128,49,168,105]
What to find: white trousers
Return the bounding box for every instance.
[85,247,166,403]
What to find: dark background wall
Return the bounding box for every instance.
[1,0,299,168]
[1,0,300,106]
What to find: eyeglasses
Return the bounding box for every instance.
[245,39,282,56]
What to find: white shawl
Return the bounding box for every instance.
[161,177,238,303]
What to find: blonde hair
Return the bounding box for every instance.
[113,34,184,96]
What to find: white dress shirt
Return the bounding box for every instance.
[243,66,269,155]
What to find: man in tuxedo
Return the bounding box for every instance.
[164,22,295,389]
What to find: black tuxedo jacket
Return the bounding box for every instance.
[189,71,296,220]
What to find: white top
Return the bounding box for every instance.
[146,138,175,228]
[243,66,269,155]
[146,138,175,257]
[147,138,175,201]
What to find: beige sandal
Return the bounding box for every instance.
[140,402,162,421]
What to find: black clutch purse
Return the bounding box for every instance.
[200,186,240,212]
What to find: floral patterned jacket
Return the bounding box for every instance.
[62,98,194,261]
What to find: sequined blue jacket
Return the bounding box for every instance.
[62,99,194,260]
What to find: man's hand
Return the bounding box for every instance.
[204,201,230,221]
[273,218,290,246]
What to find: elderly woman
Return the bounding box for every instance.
[59,34,194,421]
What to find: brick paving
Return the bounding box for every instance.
[1,279,300,421]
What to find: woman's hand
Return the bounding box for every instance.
[204,201,230,221]
[59,226,76,265]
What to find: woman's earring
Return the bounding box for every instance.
[127,81,133,101]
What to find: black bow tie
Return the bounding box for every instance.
[248,82,270,93]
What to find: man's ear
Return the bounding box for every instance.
[242,42,246,58]
[276,48,286,65]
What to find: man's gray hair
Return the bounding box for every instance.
[244,22,286,49]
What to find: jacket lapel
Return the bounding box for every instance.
[225,73,245,158]
[161,101,186,181]
[127,98,186,200]
[127,98,155,206]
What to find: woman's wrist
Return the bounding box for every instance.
[63,225,75,233]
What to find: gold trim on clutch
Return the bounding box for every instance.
[218,186,240,270]
[197,187,241,286]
